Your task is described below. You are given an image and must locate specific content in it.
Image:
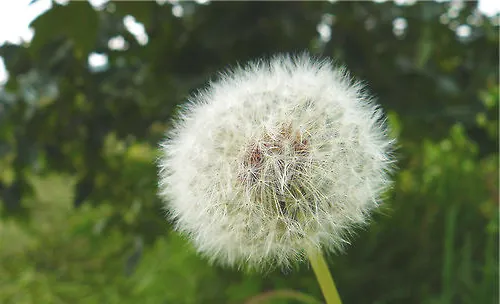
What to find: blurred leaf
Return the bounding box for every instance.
[73,176,94,208]
[112,1,155,28]
[29,2,98,59]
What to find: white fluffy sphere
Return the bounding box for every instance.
[158,54,394,270]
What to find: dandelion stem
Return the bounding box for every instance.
[307,248,342,304]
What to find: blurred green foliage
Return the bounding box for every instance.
[0,1,498,303]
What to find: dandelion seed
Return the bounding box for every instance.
[158,54,395,270]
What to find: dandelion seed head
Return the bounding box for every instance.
[158,54,395,270]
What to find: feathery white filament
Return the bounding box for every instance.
[158,54,394,270]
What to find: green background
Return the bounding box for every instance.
[0,1,498,303]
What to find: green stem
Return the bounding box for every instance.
[307,248,342,304]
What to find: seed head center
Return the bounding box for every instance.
[239,123,311,197]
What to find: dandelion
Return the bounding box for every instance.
[158,54,395,303]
